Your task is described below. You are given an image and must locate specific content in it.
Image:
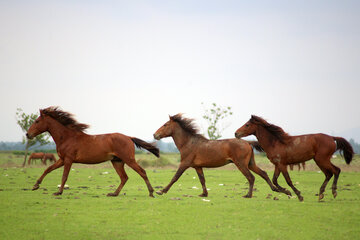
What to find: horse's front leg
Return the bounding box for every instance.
[33,159,64,190]
[156,164,189,195]
[279,164,304,201]
[272,165,292,196]
[53,159,72,195]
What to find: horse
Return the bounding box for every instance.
[235,115,354,201]
[289,162,305,171]
[153,114,279,198]
[28,152,46,165]
[26,106,159,197]
[43,153,57,165]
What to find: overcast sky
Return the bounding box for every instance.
[0,0,359,143]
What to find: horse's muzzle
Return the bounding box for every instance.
[153,133,160,140]
[235,132,242,139]
[26,133,33,139]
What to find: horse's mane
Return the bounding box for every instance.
[42,106,89,132]
[170,114,206,140]
[250,115,290,144]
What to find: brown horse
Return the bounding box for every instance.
[235,115,354,201]
[43,153,57,165]
[28,152,45,165]
[28,152,57,165]
[26,106,159,197]
[289,162,305,171]
[153,114,279,198]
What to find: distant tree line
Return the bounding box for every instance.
[349,139,360,154]
[0,141,56,151]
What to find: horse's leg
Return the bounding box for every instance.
[126,159,154,197]
[42,156,46,165]
[272,165,292,196]
[233,162,255,198]
[107,159,128,197]
[314,155,338,201]
[53,159,72,195]
[33,159,64,190]
[279,165,304,201]
[157,164,189,195]
[330,164,341,199]
[195,167,208,197]
[248,163,279,192]
[28,157,31,165]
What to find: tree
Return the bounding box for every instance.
[16,108,51,166]
[201,102,233,140]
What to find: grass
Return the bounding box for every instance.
[0,152,360,239]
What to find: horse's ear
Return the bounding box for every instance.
[39,109,43,116]
[169,114,172,120]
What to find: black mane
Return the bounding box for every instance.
[250,115,290,144]
[42,106,89,132]
[170,114,206,140]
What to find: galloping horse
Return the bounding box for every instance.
[26,106,159,197]
[28,152,57,165]
[235,115,354,201]
[153,114,279,198]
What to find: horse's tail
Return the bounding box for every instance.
[247,141,264,152]
[131,137,160,158]
[333,137,354,164]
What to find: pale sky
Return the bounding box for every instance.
[1,0,360,143]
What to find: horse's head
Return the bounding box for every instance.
[153,115,177,140]
[26,109,49,139]
[235,116,257,139]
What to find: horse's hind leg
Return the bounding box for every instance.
[233,162,255,198]
[108,159,128,197]
[126,159,154,197]
[331,164,341,199]
[195,167,208,197]
[315,157,337,201]
[272,166,292,196]
[33,159,64,190]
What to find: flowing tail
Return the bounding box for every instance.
[247,141,264,152]
[333,137,354,164]
[131,137,160,158]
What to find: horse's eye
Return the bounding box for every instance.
[245,124,249,127]
[35,120,39,124]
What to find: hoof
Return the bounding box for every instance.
[284,190,292,196]
[53,192,62,196]
[332,191,337,199]
[198,193,208,197]
[242,194,252,198]
[32,184,40,191]
[149,194,155,198]
[298,195,304,202]
[107,193,118,197]
[156,190,164,195]
[318,193,324,201]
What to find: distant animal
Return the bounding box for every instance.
[235,115,354,201]
[153,114,279,198]
[28,152,57,165]
[26,106,159,197]
[43,153,57,165]
[28,152,46,165]
[289,162,306,171]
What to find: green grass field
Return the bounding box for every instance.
[0,152,359,239]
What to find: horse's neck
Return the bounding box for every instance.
[171,127,194,151]
[46,117,78,145]
[255,126,279,152]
